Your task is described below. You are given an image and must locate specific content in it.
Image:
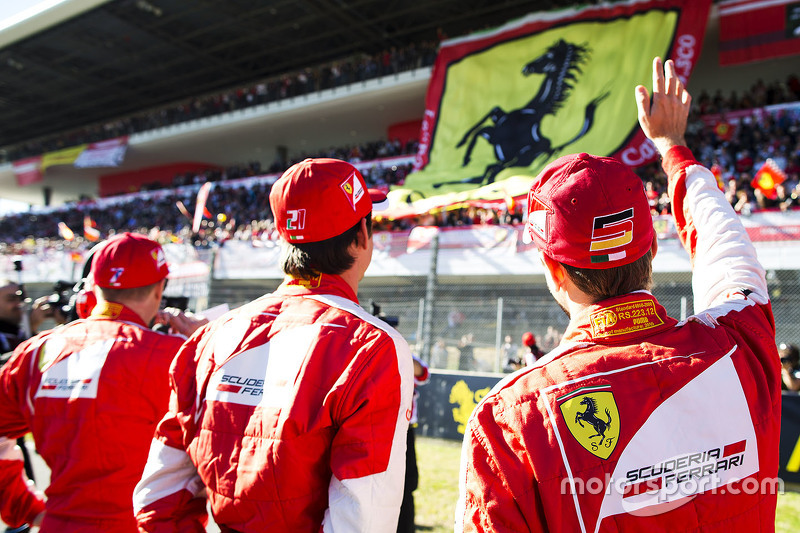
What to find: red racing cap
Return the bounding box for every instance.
[270,158,389,243]
[91,232,170,289]
[523,153,655,269]
[522,331,536,347]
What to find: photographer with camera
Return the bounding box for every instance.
[0,280,68,356]
[0,280,26,356]
[0,277,69,533]
[780,343,800,392]
[0,232,207,532]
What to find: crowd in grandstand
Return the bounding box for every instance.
[638,78,800,216]
[0,136,419,254]
[1,74,799,255]
[1,41,439,164]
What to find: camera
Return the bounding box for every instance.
[161,296,189,311]
[48,280,78,320]
[370,301,399,327]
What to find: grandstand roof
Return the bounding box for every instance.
[0,0,579,149]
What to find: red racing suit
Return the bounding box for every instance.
[0,436,45,527]
[456,146,781,532]
[0,302,185,532]
[133,273,414,532]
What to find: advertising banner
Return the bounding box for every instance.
[73,137,129,168]
[416,371,503,440]
[41,145,87,171]
[719,0,800,66]
[779,392,800,485]
[12,156,43,186]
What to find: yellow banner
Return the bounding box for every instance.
[41,144,88,171]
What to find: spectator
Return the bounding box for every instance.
[541,325,562,352]
[501,335,522,372]
[0,280,26,354]
[430,338,449,368]
[457,333,476,371]
[398,354,430,533]
[133,159,414,532]
[521,331,544,366]
[780,343,800,392]
[0,280,68,351]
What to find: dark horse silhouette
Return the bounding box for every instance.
[575,396,612,446]
[434,39,609,189]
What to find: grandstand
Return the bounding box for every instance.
[0,0,799,366]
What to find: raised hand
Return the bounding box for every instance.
[634,57,692,157]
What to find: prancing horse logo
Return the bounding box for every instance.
[558,386,620,459]
[434,39,609,189]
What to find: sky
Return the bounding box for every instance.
[0,0,71,33]
[0,1,72,215]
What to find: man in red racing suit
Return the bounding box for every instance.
[0,233,203,532]
[456,58,781,532]
[134,159,414,532]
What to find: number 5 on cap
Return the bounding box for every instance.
[590,209,634,252]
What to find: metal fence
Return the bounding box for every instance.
[207,268,800,374]
[18,258,800,372]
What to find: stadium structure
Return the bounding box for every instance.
[0,0,799,369]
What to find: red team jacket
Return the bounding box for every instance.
[456,147,781,532]
[133,274,414,532]
[0,303,185,532]
[0,436,45,527]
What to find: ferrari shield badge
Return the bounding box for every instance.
[558,385,620,459]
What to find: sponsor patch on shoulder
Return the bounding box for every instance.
[90,301,124,319]
[589,299,663,338]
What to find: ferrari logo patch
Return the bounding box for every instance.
[558,385,620,459]
[340,172,364,210]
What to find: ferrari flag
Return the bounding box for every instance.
[406,0,711,200]
[751,159,787,200]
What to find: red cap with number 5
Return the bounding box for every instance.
[522,153,655,269]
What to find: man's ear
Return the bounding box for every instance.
[650,233,658,260]
[153,278,166,303]
[541,252,568,289]
[356,217,370,249]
